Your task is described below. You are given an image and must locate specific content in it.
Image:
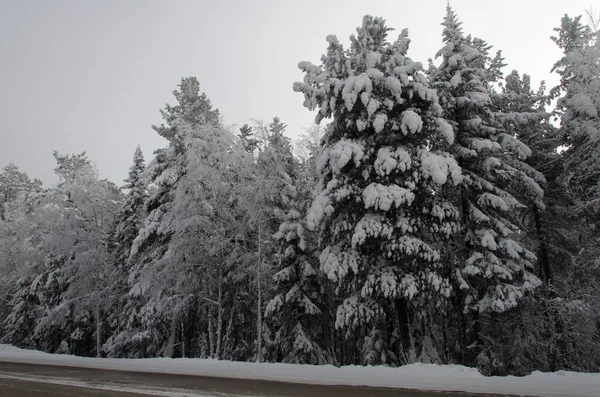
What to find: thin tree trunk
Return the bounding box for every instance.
[0,192,8,221]
[256,211,263,363]
[468,311,481,365]
[534,207,552,283]
[395,298,410,358]
[95,300,102,358]
[164,311,177,358]
[181,318,185,358]
[223,302,236,360]
[208,305,215,358]
[215,272,223,360]
[330,321,336,365]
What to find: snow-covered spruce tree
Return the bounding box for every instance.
[112,146,146,267]
[264,206,331,364]
[488,71,564,374]
[294,123,326,189]
[493,71,563,284]
[47,153,120,357]
[29,253,75,354]
[241,117,299,363]
[3,153,120,357]
[267,117,298,180]
[551,14,600,226]
[109,78,257,360]
[1,274,41,347]
[264,122,336,365]
[0,164,43,296]
[238,124,260,154]
[104,146,146,353]
[0,165,44,346]
[468,38,506,90]
[294,16,462,365]
[0,163,42,221]
[108,77,220,358]
[430,5,542,371]
[543,14,600,373]
[264,141,333,365]
[161,125,253,361]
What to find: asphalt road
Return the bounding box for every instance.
[0,361,518,397]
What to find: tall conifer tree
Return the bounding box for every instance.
[431,5,542,368]
[295,16,462,364]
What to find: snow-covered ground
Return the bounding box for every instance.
[1,344,599,397]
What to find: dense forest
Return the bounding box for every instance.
[1,5,599,376]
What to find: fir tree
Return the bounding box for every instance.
[2,153,120,357]
[294,124,325,189]
[0,164,42,221]
[112,78,248,359]
[266,117,297,179]
[551,15,600,221]
[238,124,260,154]
[431,4,543,369]
[295,16,462,364]
[113,146,146,267]
[105,146,146,352]
[113,78,221,358]
[244,118,298,363]
[265,206,331,364]
[540,13,600,373]
[493,71,560,283]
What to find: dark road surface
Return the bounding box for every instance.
[0,361,519,397]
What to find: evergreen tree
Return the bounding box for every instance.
[266,117,297,179]
[265,206,331,364]
[2,153,120,357]
[551,15,600,222]
[295,16,462,365]
[0,164,42,221]
[263,120,331,363]
[156,77,221,147]
[110,77,249,359]
[238,124,260,154]
[1,274,40,348]
[113,146,146,267]
[488,71,563,374]
[294,124,325,188]
[0,165,44,346]
[243,118,298,363]
[431,5,543,370]
[0,164,43,287]
[494,71,559,283]
[105,146,146,353]
[541,14,600,373]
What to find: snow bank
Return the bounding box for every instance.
[1,345,599,397]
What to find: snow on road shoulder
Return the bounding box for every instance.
[1,344,599,397]
[0,372,214,397]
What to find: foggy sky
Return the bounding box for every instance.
[0,0,595,186]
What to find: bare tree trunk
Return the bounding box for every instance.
[215,272,223,359]
[256,211,263,363]
[395,298,410,359]
[181,318,185,358]
[223,289,238,360]
[95,300,102,358]
[534,207,552,283]
[164,312,177,358]
[0,192,8,221]
[208,305,215,358]
[205,272,216,358]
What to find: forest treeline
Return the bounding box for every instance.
[1,6,599,376]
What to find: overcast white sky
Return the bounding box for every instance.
[0,0,596,186]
